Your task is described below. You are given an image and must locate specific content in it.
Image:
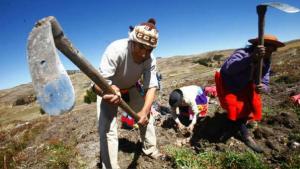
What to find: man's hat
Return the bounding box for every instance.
[248,34,285,47]
[129,18,159,48]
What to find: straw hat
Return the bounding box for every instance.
[248,34,285,47]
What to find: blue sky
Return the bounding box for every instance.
[0,0,300,90]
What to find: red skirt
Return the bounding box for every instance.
[215,72,262,121]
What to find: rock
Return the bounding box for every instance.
[265,140,279,151]
[288,141,300,149]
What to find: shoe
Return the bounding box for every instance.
[243,136,263,153]
[148,151,166,160]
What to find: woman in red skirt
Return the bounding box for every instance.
[215,35,285,153]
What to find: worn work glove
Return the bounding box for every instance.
[252,45,266,63]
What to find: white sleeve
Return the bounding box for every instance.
[143,55,158,89]
[171,107,180,123]
[99,45,120,85]
[189,99,199,125]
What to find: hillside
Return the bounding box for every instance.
[0,39,300,168]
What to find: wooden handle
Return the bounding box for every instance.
[42,16,140,121]
[256,5,267,84]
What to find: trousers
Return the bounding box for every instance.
[97,87,158,169]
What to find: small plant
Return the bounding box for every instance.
[84,89,97,104]
[44,141,72,169]
[40,107,46,114]
[213,54,224,61]
[194,58,210,67]
[263,106,275,118]
[274,75,299,84]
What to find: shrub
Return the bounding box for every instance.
[84,89,97,104]
[40,108,46,114]
[274,75,299,84]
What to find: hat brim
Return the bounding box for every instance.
[248,39,285,47]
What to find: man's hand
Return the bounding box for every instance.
[102,85,121,105]
[252,45,266,62]
[137,111,149,126]
[256,83,265,94]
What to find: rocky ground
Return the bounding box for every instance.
[0,40,300,169]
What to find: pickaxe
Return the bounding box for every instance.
[27,16,140,121]
[256,2,300,84]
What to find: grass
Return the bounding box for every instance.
[40,137,86,169]
[263,106,276,118]
[165,146,267,169]
[44,142,73,169]
[280,150,300,169]
[0,120,47,168]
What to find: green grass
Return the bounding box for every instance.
[165,146,267,169]
[263,106,276,118]
[42,138,86,169]
[292,105,300,120]
[280,150,300,169]
[44,142,73,169]
[0,121,47,168]
[220,151,267,169]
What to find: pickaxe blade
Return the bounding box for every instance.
[27,20,75,115]
[261,2,300,13]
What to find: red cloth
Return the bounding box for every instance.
[205,86,218,97]
[215,72,262,121]
[291,94,300,105]
[121,114,135,127]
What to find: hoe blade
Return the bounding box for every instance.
[262,2,300,13]
[27,21,75,115]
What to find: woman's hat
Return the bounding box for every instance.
[169,89,183,107]
[248,34,285,47]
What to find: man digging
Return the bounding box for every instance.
[92,18,164,169]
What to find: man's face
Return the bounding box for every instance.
[131,41,153,64]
